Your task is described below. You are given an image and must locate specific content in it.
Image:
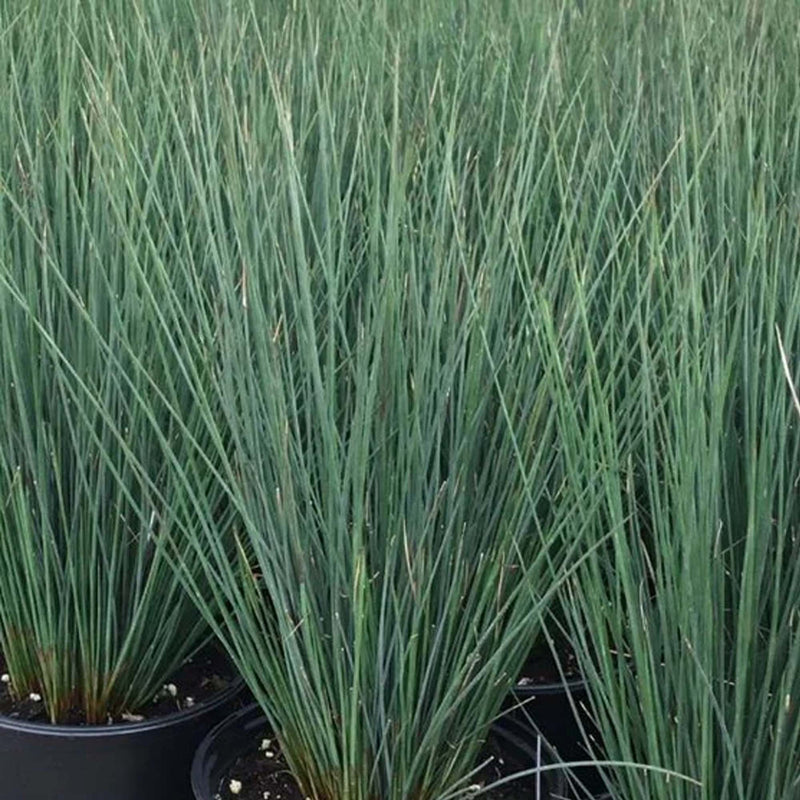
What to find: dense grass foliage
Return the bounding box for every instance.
[526,2,800,799]
[115,7,590,800]
[1,0,799,798]
[0,0,230,722]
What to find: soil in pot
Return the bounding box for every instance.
[513,635,582,687]
[216,732,556,800]
[195,704,566,800]
[0,645,234,724]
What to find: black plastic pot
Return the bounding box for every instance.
[502,676,607,797]
[192,702,568,799]
[0,677,244,800]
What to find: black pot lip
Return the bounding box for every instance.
[192,702,567,799]
[192,700,261,795]
[0,677,245,738]
[511,675,587,696]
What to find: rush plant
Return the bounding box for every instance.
[0,0,229,723]
[112,3,596,800]
[531,2,800,798]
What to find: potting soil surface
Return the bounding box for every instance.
[217,730,555,800]
[514,637,581,687]
[0,645,234,725]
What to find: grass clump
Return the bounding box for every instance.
[115,3,594,800]
[530,2,800,798]
[0,0,229,723]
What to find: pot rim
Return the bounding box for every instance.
[192,699,260,795]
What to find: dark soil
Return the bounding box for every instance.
[0,645,235,725]
[514,636,581,688]
[217,730,554,800]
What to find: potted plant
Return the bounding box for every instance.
[125,8,596,798]
[0,11,242,798]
